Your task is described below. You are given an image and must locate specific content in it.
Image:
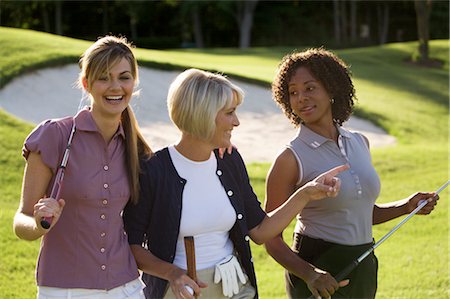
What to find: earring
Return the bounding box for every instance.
[330,98,335,104]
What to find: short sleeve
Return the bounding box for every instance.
[22,119,67,174]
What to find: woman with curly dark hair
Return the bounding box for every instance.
[264,48,437,299]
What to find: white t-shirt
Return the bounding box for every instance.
[168,146,236,270]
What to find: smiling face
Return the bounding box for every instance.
[211,96,240,149]
[87,57,135,119]
[288,66,333,127]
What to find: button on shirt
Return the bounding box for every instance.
[23,109,139,290]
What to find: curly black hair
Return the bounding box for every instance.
[272,47,356,126]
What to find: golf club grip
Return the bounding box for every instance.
[40,175,63,230]
[335,260,359,281]
[184,236,197,298]
[184,236,196,280]
[40,217,52,229]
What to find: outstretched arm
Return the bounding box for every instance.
[373,191,437,225]
[249,146,349,245]
[250,162,347,245]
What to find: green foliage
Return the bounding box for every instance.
[0,28,448,298]
[0,110,37,299]
[1,1,448,48]
[0,27,90,88]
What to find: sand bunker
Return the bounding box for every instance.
[0,64,396,162]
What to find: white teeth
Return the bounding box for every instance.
[106,96,122,100]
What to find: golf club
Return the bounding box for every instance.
[184,236,197,298]
[307,180,449,299]
[40,123,76,229]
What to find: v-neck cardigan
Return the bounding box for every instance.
[123,147,266,298]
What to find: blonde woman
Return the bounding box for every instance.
[14,36,152,299]
[123,68,348,299]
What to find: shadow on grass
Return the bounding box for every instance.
[352,107,390,132]
[339,45,449,109]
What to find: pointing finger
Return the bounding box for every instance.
[325,164,349,177]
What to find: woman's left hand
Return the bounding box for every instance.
[405,192,438,215]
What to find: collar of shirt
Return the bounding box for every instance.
[74,108,126,139]
[297,124,351,149]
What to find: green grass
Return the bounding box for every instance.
[0,27,448,298]
[0,109,36,299]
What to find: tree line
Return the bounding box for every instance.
[1,0,448,56]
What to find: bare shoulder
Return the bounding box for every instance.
[266,148,299,210]
[269,148,298,176]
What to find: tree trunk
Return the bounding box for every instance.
[192,6,204,48]
[350,0,357,43]
[340,0,348,44]
[102,0,109,35]
[333,0,341,45]
[41,3,51,33]
[414,0,432,62]
[130,15,138,41]
[238,0,258,49]
[55,1,62,35]
[377,2,389,44]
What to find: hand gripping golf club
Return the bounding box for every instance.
[40,124,76,229]
[184,236,197,298]
[307,180,449,299]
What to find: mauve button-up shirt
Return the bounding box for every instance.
[23,108,139,290]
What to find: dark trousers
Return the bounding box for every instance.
[286,233,378,299]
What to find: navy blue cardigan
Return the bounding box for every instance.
[123,147,266,299]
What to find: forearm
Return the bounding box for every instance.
[130,244,182,281]
[265,236,316,282]
[13,212,46,241]
[251,188,309,244]
[373,199,408,224]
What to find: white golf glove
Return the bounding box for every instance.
[214,254,247,298]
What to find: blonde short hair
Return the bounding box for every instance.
[168,68,244,140]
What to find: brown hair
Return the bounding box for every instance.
[272,47,356,126]
[78,36,152,203]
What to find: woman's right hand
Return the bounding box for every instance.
[168,267,207,299]
[300,164,349,201]
[306,267,349,299]
[33,197,66,230]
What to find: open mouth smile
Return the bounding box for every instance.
[105,95,124,102]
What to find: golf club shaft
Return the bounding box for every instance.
[308,180,449,298]
[40,125,76,229]
[40,170,65,229]
[337,180,448,280]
